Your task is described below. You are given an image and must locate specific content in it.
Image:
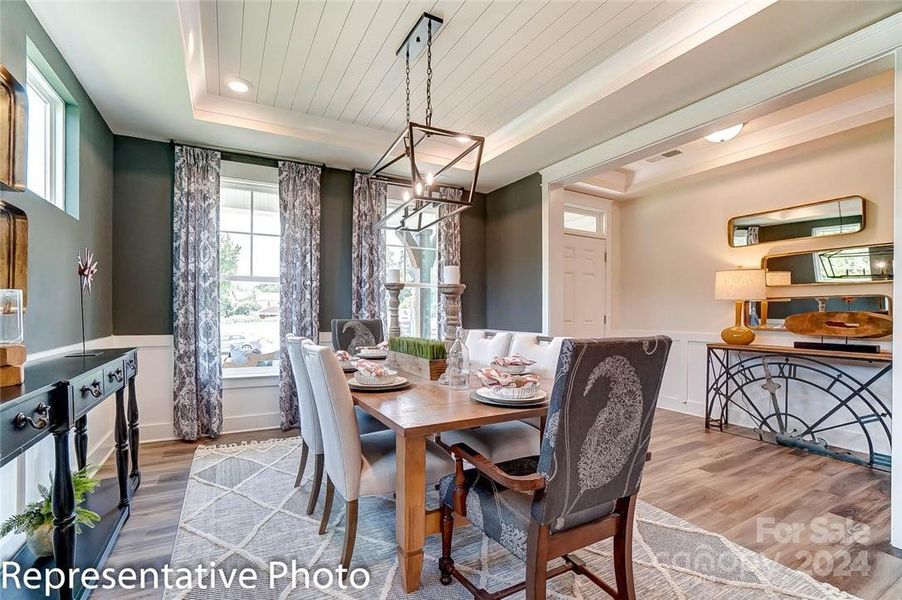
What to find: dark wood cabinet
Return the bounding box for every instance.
[0,348,140,600]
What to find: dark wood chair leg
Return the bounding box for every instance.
[613,496,637,600]
[340,499,358,580]
[439,504,455,585]
[295,441,309,488]
[525,521,549,600]
[306,453,324,515]
[319,476,334,535]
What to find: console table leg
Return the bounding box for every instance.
[115,388,130,508]
[127,376,140,482]
[52,428,76,600]
[74,415,88,470]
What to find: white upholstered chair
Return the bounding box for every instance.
[465,330,514,369]
[285,336,386,516]
[509,333,565,378]
[302,343,454,575]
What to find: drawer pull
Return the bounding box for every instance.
[108,368,124,383]
[14,402,50,430]
[127,358,136,372]
[81,380,103,398]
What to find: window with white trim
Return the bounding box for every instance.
[384,185,439,339]
[25,58,65,209]
[219,177,281,374]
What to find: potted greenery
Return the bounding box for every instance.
[387,337,448,380]
[0,465,101,557]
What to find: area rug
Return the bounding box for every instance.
[163,438,856,599]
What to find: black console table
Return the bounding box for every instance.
[0,348,140,600]
[706,343,891,470]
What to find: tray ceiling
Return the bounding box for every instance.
[27,0,902,191]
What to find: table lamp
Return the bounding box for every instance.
[714,268,766,345]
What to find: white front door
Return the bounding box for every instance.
[561,233,607,337]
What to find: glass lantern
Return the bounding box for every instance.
[0,289,24,345]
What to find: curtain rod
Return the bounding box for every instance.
[170,140,326,169]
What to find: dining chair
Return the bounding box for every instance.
[509,333,565,379]
[302,342,455,577]
[331,318,384,354]
[465,330,514,369]
[438,336,672,600]
[285,336,387,516]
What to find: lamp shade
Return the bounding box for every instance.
[765,270,792,286]
[714,268,766,301]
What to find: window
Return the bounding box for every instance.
[563,205,605,237]
[219,177,281,374]
[25,58,65,209]
[385,185,440,339]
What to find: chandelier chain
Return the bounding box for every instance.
[405,45,410,124]
[425,19,433,127]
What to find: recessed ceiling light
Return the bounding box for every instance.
[226,77,251,94]
[705,123,744,143]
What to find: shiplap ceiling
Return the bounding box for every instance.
[202,0,691,136]
[27,0,902,191]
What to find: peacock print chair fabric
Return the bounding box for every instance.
[439,336,671,561]
[331,319,385,355]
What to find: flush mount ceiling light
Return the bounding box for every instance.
[371,12,484,233]
[226,77,251,93]
[705,123,744,143]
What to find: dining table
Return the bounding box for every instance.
[346,370,551,593]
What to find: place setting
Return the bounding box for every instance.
[471,365,547,408]
[347,359,409,392]
[352,340,389,361]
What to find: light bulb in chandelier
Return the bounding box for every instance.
[415,182,423,195]
[426,172,434,187]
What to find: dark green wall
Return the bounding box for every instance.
[485,173,543,332]
[108,150,488,334]
[318,167,354,327]
[460,192,486,329]
[112,136,173,334]
[0,0,114,353]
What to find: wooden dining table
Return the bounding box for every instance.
[347,371,551,593]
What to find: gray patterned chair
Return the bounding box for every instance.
[331,318,384,355]
[438,336,672,600]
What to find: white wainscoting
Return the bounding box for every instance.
[612,329,892,458]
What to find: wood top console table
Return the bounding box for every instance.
[705,343,891,470]
[0,348,140,600]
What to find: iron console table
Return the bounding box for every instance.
[0,348,140,600]
[705,343,891,470]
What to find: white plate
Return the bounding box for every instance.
[348,376,409,391]
[355,352,387,360]
[476,387,547,403]
[470,391,548,409]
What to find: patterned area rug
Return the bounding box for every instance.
[165,438,856,599]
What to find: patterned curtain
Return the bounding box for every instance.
[172,145,223,441]
[437,187,463,332]
[352,173,387,319]
[277,161,322,430]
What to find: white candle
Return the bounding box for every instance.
[442,265,460,284]
[386,268,401,284]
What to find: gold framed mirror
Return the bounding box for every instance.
[745,294,891,332]
[762,243,892,286]
[729,196,865,247]
[0,64,27,192]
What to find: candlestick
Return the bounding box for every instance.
[438,283,466,345]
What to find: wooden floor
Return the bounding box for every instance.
[95,410,900,599]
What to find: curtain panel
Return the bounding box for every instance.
[351,173,387,319]
[172,145,223,441]
[438,187,463,331]
[277,161,322,430]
